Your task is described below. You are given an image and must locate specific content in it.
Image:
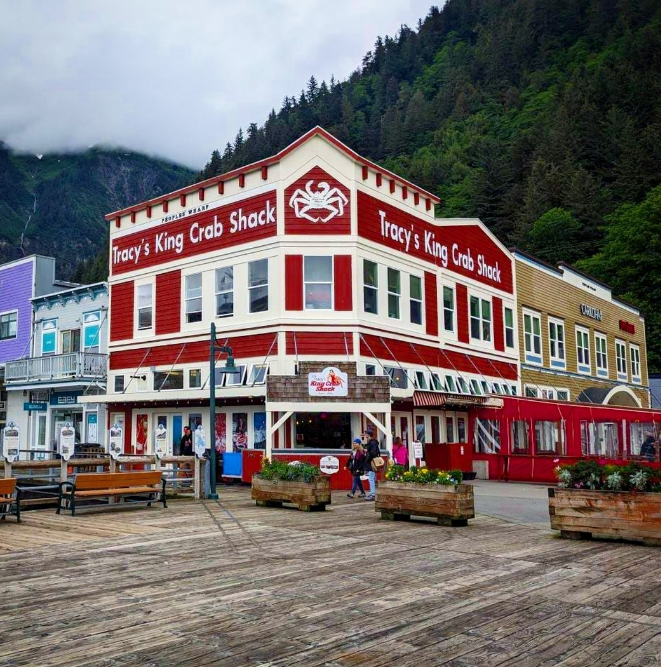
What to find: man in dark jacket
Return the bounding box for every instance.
[363,427,381,500]
[641,432,656,461]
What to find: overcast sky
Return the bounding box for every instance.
[0,0,434,169]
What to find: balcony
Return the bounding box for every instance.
[5,352,107,384]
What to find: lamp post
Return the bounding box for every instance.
[209,322,237,500]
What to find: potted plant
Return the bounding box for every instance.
[549,460,661,545]
[375,465,474,526]
[251,459,331,511]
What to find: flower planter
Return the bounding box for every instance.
[251,475,331,512]
[548,487,661,546]
[375,481,475,526]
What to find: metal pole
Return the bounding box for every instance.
[209,322,218,499]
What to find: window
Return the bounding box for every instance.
[365,364,376,376]
[185,273,203,323]
[595,333,608,377]
[557,389,570,401]
[431,373,443,391]
[511,420,529,454]
[248,259,268,313]
[114,375,125,392]
[491,382,503,395]
[248,364,268,385]
[61,329,80,353]
[363,260,378,314]
[189,369,202,388]
[410,275,422,324]
[615,339,627,380]
[457,377,470,394]
[415,370,428,390]
[548,318,565,368]
[534,420,565,455]
[576,327,590,373]
[504,307,514,348]
[415,415,426,444]
[41,319,57,354]
[225,364,247,387]
[525,385,539,398]
[154,370,184,390]
[304,256,332,310]
[387,269,400,319]
[137,284,153,330]
[457,417,467,443]
[443,286,454,332]
[470,296,491,342]
[446,417,455,443]
[83,311,101,352]
[630,344,641,383]
[470,379,482,395]
[523,311,541,363]
[581,421,619,458]
[0,311,17,340]
[215,267,234,317]
[385,366,408,389]
[474,419,501,453]
[480,380,490,394]
[630,422,656,457]
[444,375,457,393]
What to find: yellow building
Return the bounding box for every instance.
[513,249,649,408]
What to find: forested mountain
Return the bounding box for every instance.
[0,144,194,279]
[200,0,661,369]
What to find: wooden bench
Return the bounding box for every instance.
[0,478,21,522]
[57,471,167,515]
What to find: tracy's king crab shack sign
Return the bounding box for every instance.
[308,367,349,397]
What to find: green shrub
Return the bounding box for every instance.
[385,465,463,485]
[556,461,661,492]
[257,459,321,483]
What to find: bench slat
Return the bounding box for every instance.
[0,479,17,495]
[73,472,163,490]
[75,486,160,497]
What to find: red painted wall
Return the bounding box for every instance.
[110,282,134,342]
[111,191,277,276]
[285,331,353,355]
[285,255,304,311]
[456,284,469,344]
[424,271,438,337]
[334,255,353,311]
[493,296,504,352]
[285,166,351,235]
[155,270,181,335]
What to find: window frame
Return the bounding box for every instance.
[469,295,492,343]
[248,363,269,386]
[442,285,455,333]
[185,272,203,324]
[248,258,269,314]
[534,419,565,455]
[504,307,515,349]
[304,256,333,311]
[409,275,423,325]
[615,339,627,381]
[548,317,566,369]
[215,266,234,318]
[0,310,18,341]
[575,326,591,374]
[136,283,153,331]
[82,310,101,353]
[363,260,378,315]
[387,268,401,319]
[594,332,608,378]
[41,318,58,355]
[630,344,641,384]
[523,309,542,364]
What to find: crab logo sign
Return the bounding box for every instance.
[289,180,348,223]
[308,367,349,397]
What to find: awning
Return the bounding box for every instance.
[413,390,489,408]
[6,380,106,392]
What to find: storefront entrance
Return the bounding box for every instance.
[295,412,351,449]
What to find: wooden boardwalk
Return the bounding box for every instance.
[2,486,661,666]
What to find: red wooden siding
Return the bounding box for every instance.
[155,270,181,335]
[424,272,438,337]
[285,331,353,356]
[456,284,469,344]
[493,296,504,352]
[360,334,517,380]
[334,256,353,311]
[357,190,513,292]
[111,191,277,276]
[285,166,351,235]
[110,282,134,342]
[109,333,277,370]
[285,255,304,311]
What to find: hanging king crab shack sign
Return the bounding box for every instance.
[308,367,349,397]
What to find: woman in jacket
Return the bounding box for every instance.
[346,439,366,498]
[392,436,408,467]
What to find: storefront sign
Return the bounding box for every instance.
[1,422,20,462]
[319,455,340,474]
[108,424,123,459]
[23,402,47,411]
[580,304,603,321]
[194,425,207,458]
[87,413,98,444]
[50,391,81,406]
[154,424,168,458]
[308,367,348,397]
[619,319,636,334]
[413,441,424,459]
[58,423,75,461]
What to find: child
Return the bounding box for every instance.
[346,439,366,498]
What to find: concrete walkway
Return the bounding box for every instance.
[471,479,552,527]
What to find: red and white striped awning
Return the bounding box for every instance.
[413,391,489,408]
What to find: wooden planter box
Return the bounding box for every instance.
[549,487,661,546]
[251,476,331,512]
[375,481,475,526]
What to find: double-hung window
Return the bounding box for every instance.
[595,333,608,377]
[409,275,422,325]
[630,344,641,383]
[363,260,378,314]
[137,284,153,330]
[576,327,590,374]
[443,286,454,332]
[504,307,514,349]
[248,259,268,313]
[470,296,491,342]
[41,319,57,354]
[185,273,203,323]
[0,311,18,340]
[83,311,101,353]
[387,269,400,319]
[615,339,627,380]
[304,257,332,310]
[523,310,542,364]
[215,267,234,317]
[548,318,565,368]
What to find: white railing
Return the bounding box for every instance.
[5,352,107,383]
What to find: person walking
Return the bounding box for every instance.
[363,427,381,500]
[392,436,408,467]
[346,439,366,498]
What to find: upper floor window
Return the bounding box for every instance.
[504,307,514,349]
[410,275,422,325]
[470,296,491,342]
[304,256,332,310]
[615,339,627,380]
[443,286,454,332]
[384,365,408,389]
[631,344,641,383]
[83,311,101,353]
[523,310,541,364]
[41,318,57,354]
[215,267,234,318]
[548,318,565,368]
[0,311,17,340]
[248,259,268,313]
[387,269,400,319]
[61,328,80,354]
[576,327,591,373]
[137,284,153,330]
[595,333,608,377]
[363,260,378,314]
[185,273,203,323]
